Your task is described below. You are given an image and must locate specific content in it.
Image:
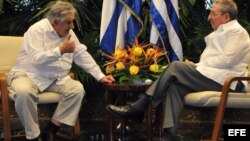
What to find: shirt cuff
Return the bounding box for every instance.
[95,73,105,82]
[53,47,61,56]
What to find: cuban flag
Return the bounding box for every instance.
[100,0,143,54]
[150,0,183,61]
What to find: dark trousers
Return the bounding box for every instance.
[145,61,223,133]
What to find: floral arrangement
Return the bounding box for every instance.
[102,39,168,84]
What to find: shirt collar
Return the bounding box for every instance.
[216,20,238,32]
[44,18,68,39]
[43,18,58,36]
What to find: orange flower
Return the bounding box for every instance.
[146,48,156,57]
[105,65,115,74]
[114,47,127,59]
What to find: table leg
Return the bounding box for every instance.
[108,113,113,141]
[120,92,127,141]
[121,119,126,141]
[147,104,153,140]
[107,90,114,141]
[107,91,127,141]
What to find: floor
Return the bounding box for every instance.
[0,105,219,141]
[4,107,250,141]
[5,97,248,141]
[66,119,213,141]
[5,119,214,141]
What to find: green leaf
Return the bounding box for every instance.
[119,76,130,83]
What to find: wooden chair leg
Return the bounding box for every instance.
[211,77,233,141]
[73,117,81,140]
[211,93,228,141]
[2,99,12,141]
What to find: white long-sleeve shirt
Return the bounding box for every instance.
[196,20,250,90]
[8,18,105,91]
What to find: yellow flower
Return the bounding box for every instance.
[129,65,139,75]
[114,47,127,59]
[116,61,125,70]
[149,64,159,73]
[133,46,143,57]
[105,65,115,74]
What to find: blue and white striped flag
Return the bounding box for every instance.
[100,0,143,54]
[150,0,183,61]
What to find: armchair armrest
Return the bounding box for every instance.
[0,72,11,139]
[69,71,75,79]
[211,76,250,141]
[0,72,10,106]
[0,72,7,94]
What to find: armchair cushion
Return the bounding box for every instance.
[184,64,250,108]
[184,91,250,108]
[8,90,62,104]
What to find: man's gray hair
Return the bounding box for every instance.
[214,0,238,20]
[47,0,76,23]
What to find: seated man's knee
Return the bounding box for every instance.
[168,61,183,71]
[71,80,85,99]
[12,85,39,102]
[170,61,182,67]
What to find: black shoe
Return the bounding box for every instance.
[106,104,144,123]
[163,130,177,141]
[27,136,43,141]
[41,132,55,141]
[41,121,60,141]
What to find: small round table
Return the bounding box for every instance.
[104,82,152,141]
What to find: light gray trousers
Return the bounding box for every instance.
[8,72,84,139]
[146,61,223,133]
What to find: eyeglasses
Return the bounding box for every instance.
[209,12,224,17]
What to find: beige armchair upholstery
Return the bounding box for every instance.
[184,65,250,108]
[0,36,80,141]
[185,91,250,108]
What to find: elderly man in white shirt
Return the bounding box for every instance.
[106,0,250,140]
[7,1,115,141]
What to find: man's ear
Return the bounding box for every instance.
[54,20,59,25]
[225,13,231,22]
